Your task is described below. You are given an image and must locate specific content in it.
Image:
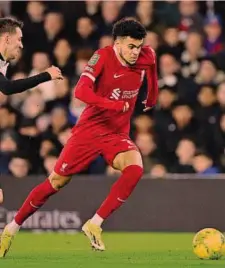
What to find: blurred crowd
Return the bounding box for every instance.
[0,0,225,178]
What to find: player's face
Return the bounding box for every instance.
[6,27,23,61]
[116,37,143,65]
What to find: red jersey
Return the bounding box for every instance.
[73,45,157,136]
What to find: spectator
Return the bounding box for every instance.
[39,136,61,159]
[217,82,225,114]
[144,31,160,53]
[0,130,19,174]
[172,138,196,173]
[99,35,113,48]
[135,133,161,173]
[0,105,18,131]
[43,149,59,175]
[73,48,93,83]
[159,27,184,59]
[21,91,45,119]
[181,31,206,78]
[132,114,154,135]
[85,0,101,21]
[97,1,121,35]
[159,53,198,104]
[178,0,204,41]
[43,11,65,55]
[8,153,30,178]
[22,1,46,65]
[57,126,72,146]
[204,14,224,55]
[36,114,50,134]
[18,118,41,173]
[157,86,177,111]
[53,39,75,79]
[211,114,225,172]
[29,52,56,101]
[192,151,220,175]
[45,106,70,136]
[136,1,164,33]
[156,102,197,159]
[195,58,225,86]
[195,85,218,126]
[73,17,98,50]
[150,163,167,178]
[154,86,178,140]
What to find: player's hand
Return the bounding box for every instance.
[123,101,129,112]
[142,100,152,112]
[113,101,129,112]
[45,65,63,80]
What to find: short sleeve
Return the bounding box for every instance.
[81,49,106,82]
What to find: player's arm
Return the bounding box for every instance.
[144,49,158,111]
[0,66,63,95]
[74,51,128,112]
[75,76,127,112]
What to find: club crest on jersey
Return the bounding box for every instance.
[88,54,100,66]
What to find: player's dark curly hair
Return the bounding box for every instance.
[0,17,23,36]
[112,18,147,40]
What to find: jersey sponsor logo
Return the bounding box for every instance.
[88,53,100,66]
[122,89,139,99]
[110,88,121,100]
[114,73,124,79]
[110,88,139,100]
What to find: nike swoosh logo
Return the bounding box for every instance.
[114,74,124,78]
[117,197,126,203]
[30,201,40,209]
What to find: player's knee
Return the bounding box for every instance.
[113,150,143,171]
[48,172,71,190]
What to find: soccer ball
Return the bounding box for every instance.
[193,228,225,260]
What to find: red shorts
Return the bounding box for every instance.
[54,132,138,176]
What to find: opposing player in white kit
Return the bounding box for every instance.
[0,17,63,95]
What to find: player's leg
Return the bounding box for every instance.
[91,150,143,224]
[0,133,99,257]
[82,136,143,251]
[0,172,71,258]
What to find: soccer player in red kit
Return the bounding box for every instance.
[0,18,158,256]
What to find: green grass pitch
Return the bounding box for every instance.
[1,232,224,268]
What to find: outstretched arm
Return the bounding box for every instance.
[0,66,63,95]
[0,72,51,95]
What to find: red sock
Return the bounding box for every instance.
[15,179,58,225]
[97,165,143,219]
